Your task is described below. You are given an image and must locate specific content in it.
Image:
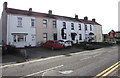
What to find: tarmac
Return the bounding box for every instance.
[2,46,84,65]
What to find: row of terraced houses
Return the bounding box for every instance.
[0,2,103,47]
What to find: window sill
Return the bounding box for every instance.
[17,26,23,27]
[31,26,35,28]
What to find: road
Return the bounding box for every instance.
[1,45,119,77]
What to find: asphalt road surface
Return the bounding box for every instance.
[1,45,119,77]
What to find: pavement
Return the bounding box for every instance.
[2,46,85,65]
[1,45,119,77]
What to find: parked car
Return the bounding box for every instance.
[58,40,72,47]
[43,40,64,50]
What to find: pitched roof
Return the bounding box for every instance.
[6,8,101,25]
[80,19,101,26]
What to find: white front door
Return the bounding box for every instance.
[30,35,36,46]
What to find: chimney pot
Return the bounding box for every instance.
[29,8,32,12]
[75,14,78,19]
[48,10,52,15]
[92,19,96,22]
[3,2,7,10]
[84,16,88,21]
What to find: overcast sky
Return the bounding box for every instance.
[0,0,119,34]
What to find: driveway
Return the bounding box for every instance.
[2,46,84,65]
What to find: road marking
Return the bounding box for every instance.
[80,56,91,61]
[25,65,64,77]
[109,68,119,76]
[100,64,120,77]
[70,51,90,55]
[1,55,64,69]
[93,61,120,78]
[1,47,110,69]
[59,70,73,74]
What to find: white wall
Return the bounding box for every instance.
[7,14,36,47]
[57,20,85,43]
[94,25,103,42]
[0,17,2,44]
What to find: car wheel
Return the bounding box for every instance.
[51,47,54,50]
[63,45,66,48]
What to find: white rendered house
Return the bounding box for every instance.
[7,14,36,47]
[56,15,86,43]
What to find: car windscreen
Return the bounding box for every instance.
[59,40,64,42]
[55,41,60,43]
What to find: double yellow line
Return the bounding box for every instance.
[94,61,120,78]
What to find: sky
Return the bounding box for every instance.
[0,0,119,34]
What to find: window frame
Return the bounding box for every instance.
[17,17,22,26]
[43,19,47,28]
[79,34,82,40]
[53,20,56,28]
[90,25,92,31]
[31,19,35,27]
[71,23,74,30]
[43,33,47,41]
[85,24,87,30]
[79,24,81,30]
[63,22,66,29]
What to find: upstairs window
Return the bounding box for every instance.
[85,24,87,30]
[53,21,56,28]
[17,17,22,26]
[79,24,81,30]
[71,23,74,30]
[43,19,47,28]
[90,25,92,31]
[63,22,66,29]
[31,19,35,27]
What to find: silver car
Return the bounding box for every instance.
[58,40,72,47]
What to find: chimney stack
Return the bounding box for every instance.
[92,19,96,22]
[75,14,78,19]
[84,16,88,21]
[3,2,7,10]
[29,8,32,12]
[48,10,52,15]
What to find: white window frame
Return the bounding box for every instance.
[79,24,81,30]
[71,23,74,30]
[43,33,47,41]
[17,17,22,26]
[31,19,35,27]
[43,19,47,28]
[53,21,56,28]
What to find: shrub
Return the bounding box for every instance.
[2,45,18,55]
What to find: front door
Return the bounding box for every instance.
[53,33,57,40]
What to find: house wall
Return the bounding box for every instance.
[36,17,57,45]
[7,14,36,47]
[2,10,7,44]
[94,25,103,42]
[0,17,2,44]
[84,24,95,41]
[57,20,85,43]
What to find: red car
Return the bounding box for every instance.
[43,40,64,50]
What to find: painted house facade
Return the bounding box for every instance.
[2,2,36,47]
[56,15,85,43]
[35,10,57,46]
[1,2,103,47]
[7,14,36,47]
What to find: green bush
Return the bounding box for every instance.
[3,45,18,55]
